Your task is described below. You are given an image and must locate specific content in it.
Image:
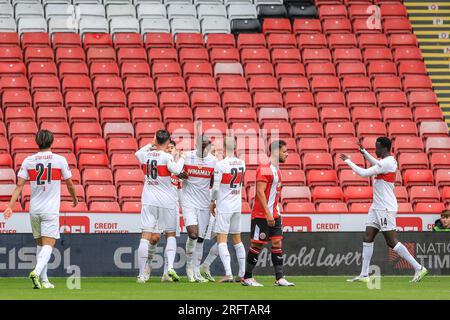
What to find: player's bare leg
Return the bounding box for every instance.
[200,241,218,282]
[217,233,234,283]
[242,242,264,287]
[348,226,378,283]
[231,234,246,282]
[185,225,198,282]
[271,238,294,286]
[30,236,56,289]
[382,230,428,282]
[137,232,159,283]
[36,238,54,289]
[164,231,180,282]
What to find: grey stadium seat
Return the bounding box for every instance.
[223,0,252,7]
[170,18,200,34]
[110,17,140,33]
[45,4,73,20]
[76,4,106,18]
[163,0,193,6]
[106,4,137,19]
[133,0,163,6]
[48,17,79,34]
[214,62,243,77]
[0,4,14,19]
[167,4,197,21]
[17,17,48,33]
[193,0,222,5]
[79,17,109,34]
[0,17,17,32]
[137,4,167,20]
[140,18,170,33]
[201,16,231,34]
[72,0,102,5]
[227,4,257,19]
[197,4,227,21]
[103,0,132,5]
[15,3,45,19]
[11,0,41,6]
[253,0,283,5]
[42,0,72,6]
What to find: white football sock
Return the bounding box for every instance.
[138,239,149,277]
[36,245,49,282]
[34,245,52,277]
[202,242,218,269]
[163,250,168,275]
[233,242,246,278]
[185,237,197,268]
[360,242,374,277]
[393,242,422,272]
[165,236,177,270]
[218,243,232,277]
[193,241,204,274]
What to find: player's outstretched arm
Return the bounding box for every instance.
[357,142,380,166]
[167,153,186,175]
[340,154,379,178]
[65,178,78,208]
[134,143,154,163]
[3,177,26,220]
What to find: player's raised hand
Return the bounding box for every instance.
[357,142,365,154]
[3,207,13,220]
[339,154,349,162]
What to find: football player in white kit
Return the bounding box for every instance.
[134,130,186,283]
[341,137,428,283]
[209,136,247,282]
[180,135,217,282]
[2,130,77,289]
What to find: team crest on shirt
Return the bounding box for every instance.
[260,232,266,240]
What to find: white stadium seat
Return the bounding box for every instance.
[201,16,230,34]
[15,3,45,19]
[79,16,109,34]
[197,4,227,21]
[140,18,170,33]
[170,17,200,34]
[167,4,197,21]
[77,4,106,18]
[227,4,257,20]
[49,16,79,34]
[0,17,17,32]
[137,4,167,20]
[106,4,137,19]
[17,17,48,33]
[45,4,74,20]
[110,17,140,33]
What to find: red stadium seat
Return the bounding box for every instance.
[347,91,376,109]
[335,152,365,172]
[206,34,235,49]
[384,18,412,35]
[293,19,322,34]
[254,92,283,110]
[297,34,327,49]
[344,186,373,203]
[352,107,382,124]
[389,34,418,48]
[111,153,141,172]
[426,137,450,154]
[135,122,165,141]
[53,33,82,49]
[284,92,315,109]
[312,186,344,203]
[258,108,289,124]
[119,185,143,204]
[294,122,324,138]
[394,47,423,63]
[317,202,348,213]
[282,186,311,205]
[306,62,336,78]
[87,47,116,64]
[128,91,158,110]
[414,107,444,123]
[403,169,434,187]
[342,76,371,92]
[89,202,121,212]
[356,121,387,137]
[148,48,178,64]
[241,48,270,64]
[348,203,371,213]
[323,19,352,35]
[298,138,329,156]
[279,77,310,93]
[284,202,315,213]
[430,153,450,171]
[82,168,114,186]
[183,62,212,79]
[307,170,338,187]
[78,153,109,171]
[303,153,333,171]
[75,138,106,155]
[59,201,88,213]
[107,138,138,155]
[281,169,306,186]
[145,33,173,48]
[398,153,429,172]
[367,61,397,79]
[263,18,292,34]
[394,136,424,154]
[409,186,440,204]
[114,169,144,187]
[40,122,70,138]
[339,169,370,187]
[86,185,117,204]
[388,121,418,137]
[414,202,445,214]
[435,170,450,189]
[443,187,450,206]
[83,33,112,49]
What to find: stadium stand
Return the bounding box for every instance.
[0,0,448,215]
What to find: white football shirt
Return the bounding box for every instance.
[371,156,398,212]
[18,151,72,214]
[212,156,246,214]
[180,150,217,210]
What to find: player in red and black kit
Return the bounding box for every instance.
[242,140,295,287]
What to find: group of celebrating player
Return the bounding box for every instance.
[133,129,294,286]
[2,128,429,290]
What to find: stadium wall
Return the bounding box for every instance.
[1,233,449,277]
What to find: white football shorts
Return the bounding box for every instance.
[30,212,60,239]
[141,205,178,234]
[182,206,212,239]
[214,212,241,235]
[366,208,397,232]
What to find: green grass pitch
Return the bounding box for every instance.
[1,276,450,300]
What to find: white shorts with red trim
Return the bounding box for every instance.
[30,212,60,239]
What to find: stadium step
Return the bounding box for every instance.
[405,0,450,130]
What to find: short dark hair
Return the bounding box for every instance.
[35,130,54,150]
[269,140,286,153]
[155,130,171,145]
[376,136,392,151]
[442,209,450,218]
[169,139,176,146]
